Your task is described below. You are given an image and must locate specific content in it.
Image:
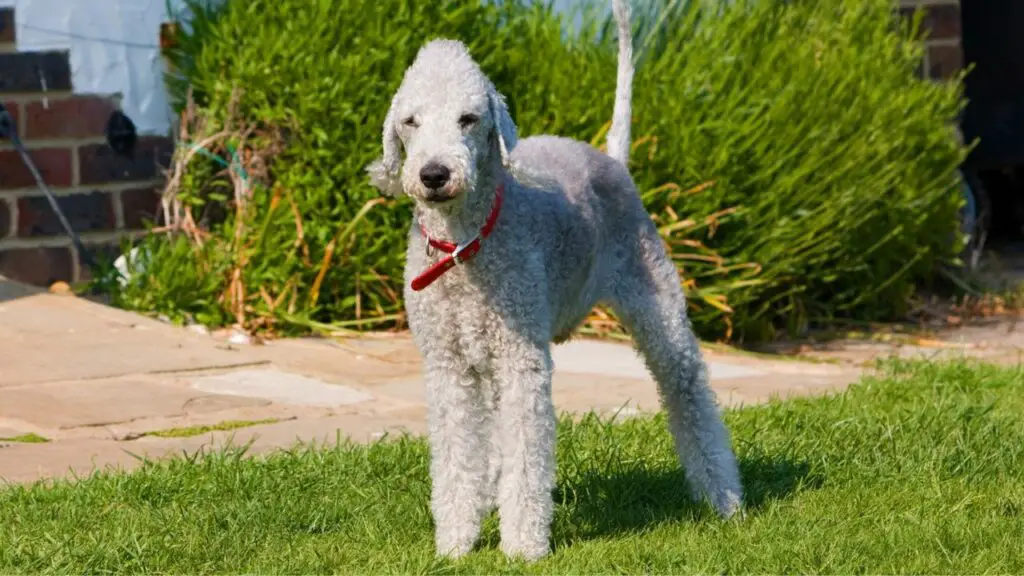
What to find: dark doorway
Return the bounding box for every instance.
[961,0,1024,170]
[961,1,1024,242]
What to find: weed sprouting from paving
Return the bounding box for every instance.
[0,433,49,444]
[143,418,283,439]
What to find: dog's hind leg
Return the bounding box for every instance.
[607,227,744,518]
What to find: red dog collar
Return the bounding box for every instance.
[411,183,504,291]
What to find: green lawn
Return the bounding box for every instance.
[2,360,1022,574]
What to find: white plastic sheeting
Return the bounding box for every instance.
[3,0,191,136]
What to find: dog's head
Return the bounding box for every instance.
[366,40,517,209]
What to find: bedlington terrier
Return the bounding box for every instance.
[366,0,743,561]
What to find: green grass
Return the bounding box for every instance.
[144,418,283,439]
[0,433,50,444]
[1,360,1022,573]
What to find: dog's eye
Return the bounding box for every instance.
[402,116,419,128]
[458,114,479,129]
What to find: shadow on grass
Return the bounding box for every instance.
[552,453,823,543]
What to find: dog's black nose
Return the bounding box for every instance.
[420,162,451,190]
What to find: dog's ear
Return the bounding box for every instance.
[487,85,557,190]
[488,88,518,171]
[366,94,405,197]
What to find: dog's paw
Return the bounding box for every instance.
[435,529,478,560]
[435,544,473,560]
[500,540,550,563]
[712,488,744,520]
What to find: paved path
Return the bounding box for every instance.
[2,275,1017,485]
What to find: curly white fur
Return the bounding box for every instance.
[606,0,634,166]
[366,0,743,561]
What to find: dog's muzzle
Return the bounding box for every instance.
[420,162,455,202]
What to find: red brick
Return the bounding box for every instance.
[160,22,180,51]
[929,44,964,80]
[924,4,961,40]
[78,136,173,185]
[119,186,162,229]
[17,191,116,237]
[76,242,123,283]
[0,51,71,93]
[900,4,961,40]
[0,8,14,45]
[0,147,73,190]
[0,199,10,237]
[23,96,119,141]
[0,246,74,286]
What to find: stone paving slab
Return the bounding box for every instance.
[0,278,269,388]
[0,412,429,485]
[241,336,423,385]
[191,368,375,408]
[552,339,766,380]
[0,426,32,439]
[0,275,877,486]
[0,376,271,430]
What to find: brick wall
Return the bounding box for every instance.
[898,0,963,81]
[0,6,171,286]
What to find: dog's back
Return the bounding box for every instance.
[506,135,656,340]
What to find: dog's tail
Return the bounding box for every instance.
[606,0,634,168]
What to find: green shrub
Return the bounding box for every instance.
[104,0,966,342]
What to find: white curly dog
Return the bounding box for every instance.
[367,0,743,561]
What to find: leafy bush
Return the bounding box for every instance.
[105,0,966,342]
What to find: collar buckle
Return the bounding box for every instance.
[452,237,477,265]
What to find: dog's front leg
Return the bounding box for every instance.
[425,361,490,558]
[494,337,557,561]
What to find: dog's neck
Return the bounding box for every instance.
[415,165,505,244]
